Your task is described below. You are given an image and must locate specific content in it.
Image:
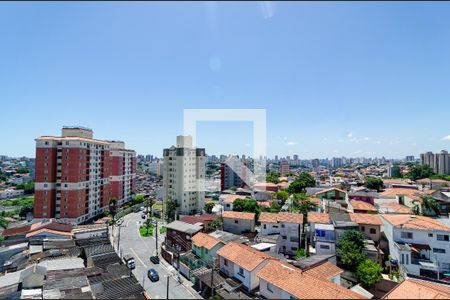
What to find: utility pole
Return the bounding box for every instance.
[142,273,146,291]
[210,258,215,297]
[155,219,159,256]
[117,224,122,251]
[166,276,170,299]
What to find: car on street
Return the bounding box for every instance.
[147,268,159,282]
[116,218,124,226]
[141,214,146,219]
[150,256,160,264]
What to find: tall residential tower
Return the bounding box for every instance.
[34,127,136,224]
[163,136,206,216]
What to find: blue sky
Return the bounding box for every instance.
[1,2,450,159]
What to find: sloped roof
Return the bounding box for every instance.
[308,212,330,224]
[223,211,255,221]
[381,214,450,231]
[383,278,450,299]
[258,212,303,224]
[216,242,271,271]
[349,213,382,226]
[350,200,378,212]
[303,261,344,281]
[191,232,223,250]
[257,260,365,299]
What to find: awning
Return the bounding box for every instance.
[410,243,431,252]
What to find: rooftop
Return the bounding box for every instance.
[258,212,303,224]
[165,220,204,234]
[381,214,450,231]
[222,211,255,221]
[350,200,378,212]
[191,232,223,250]
[216,242,272,271]
[349,213,382,226]
[308,212,330,224]
[383,278,450,299]
[257,260,364,299]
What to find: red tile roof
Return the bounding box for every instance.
[180,214,219,224]
[258,212,303,224]
[307,212,330,224]
[222,211,255,221]
[303,261,344,281]
[216,242,272,271]
[223,195,245,203]
[350,200,378,212]
[257,260,365,299]
[191,232,223,250]
[381,214,450,231]
[349,213,382,226]
[383,278,450,299]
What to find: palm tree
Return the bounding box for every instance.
[291,193,318,254]
[412,195,440,217]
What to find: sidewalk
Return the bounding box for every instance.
[160,256,203,299]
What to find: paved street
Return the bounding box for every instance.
[111,212,201,299]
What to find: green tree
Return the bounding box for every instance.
[233,199,259,213]
[390,164,402,178]
[274,190,289,202]
[412,195,440,217]
[16,167,30,174]
[165,200,177,222]
[16,181,35,194]
[291,193,317,252]
[266,171,281,184]
[363,177,384,192]
[409,164,434,181]
[294,248,307,260]
[268,200,281,213]
[355,259,383,288]
[209,218,223,230]
[287,172,316,194]
[204,202,215,214]
[337,230,367,271]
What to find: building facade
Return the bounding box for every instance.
[34,127,136,224]
[163,136,206,215]
[220,156,249,191]
[421,150,450,175]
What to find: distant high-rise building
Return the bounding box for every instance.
[312,159,320,168]
[420,150,450,175]
[274,155,279,163]
[220,156,249,191]
[280,160,290,176]
[149,159,164,177]
[405,155,415,162]
[34,127,136,224]
[163,136,206,215]
[332,157,343,168]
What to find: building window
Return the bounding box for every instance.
[316,230,325,237]
[267,283,274,293]
[238,267,244,277]
[320,244,330,250]
[429,233,433,237]
[369,228,376,234]
[401,232,413,239]
[234,220,238,224]
[224,259,228,266]
[437,234,449,242]
[361,226,365,232]
[433,248,446,254]
[263,224,267,229]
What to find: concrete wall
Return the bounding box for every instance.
[223,218,255,234]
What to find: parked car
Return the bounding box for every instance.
[123,254,135,269]
[141,214,146,219]
[147,268,159,282]
[150,256,160,264]
[116,218,124,226]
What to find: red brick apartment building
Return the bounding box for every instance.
[34,126,136,224]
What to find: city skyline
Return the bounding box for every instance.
[1,2,450,158]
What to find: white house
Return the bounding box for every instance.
[216,242,271,291]
[381,214,450,278]
[0,188,24,199]
[258,212,303,256]
[222,211,255,234]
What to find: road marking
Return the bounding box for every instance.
[130,247,147,268]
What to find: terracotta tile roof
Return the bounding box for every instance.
[216,242,271,271]
[1,225,32,236]
[222,211,255,221]
[258,212,303,224]
[277,182,289,188]
[383,278,450,299]
[253,182,278,188]
[180,214,219,224]
[223,195,245,203]
[25,228,73,238]
[349,213,382,226]
[382,179,413,184]
[350,200,378,212]
[304,261,344,280]
[257,201,272,208]
[378,202,411,214]
[315,187,347,195]
[191,232,223,250]
[380,188,435,198]
[307,212,330,224]
[381,214,450,231]
[257,260,365,299]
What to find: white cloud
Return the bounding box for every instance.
[286,141,296,146]
[364,137,370,141]
[442,135,450,141]
[347,132,353,138]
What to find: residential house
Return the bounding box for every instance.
[191,232,225,263]
[216,242,272,291]
[258,212,303,256]
[350,200,378,214]
[348,190,378,205]
[381,214,450,279]
[383,278,450,299]
[349,213,382,243]
[221,195,245,211]
[164,220,204,253]
[257,260,364,299]
[315,188,350,212]
[179,214,220,232]
[222,211,255,234]
[314,223,336,255]
[377,202,411,214]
